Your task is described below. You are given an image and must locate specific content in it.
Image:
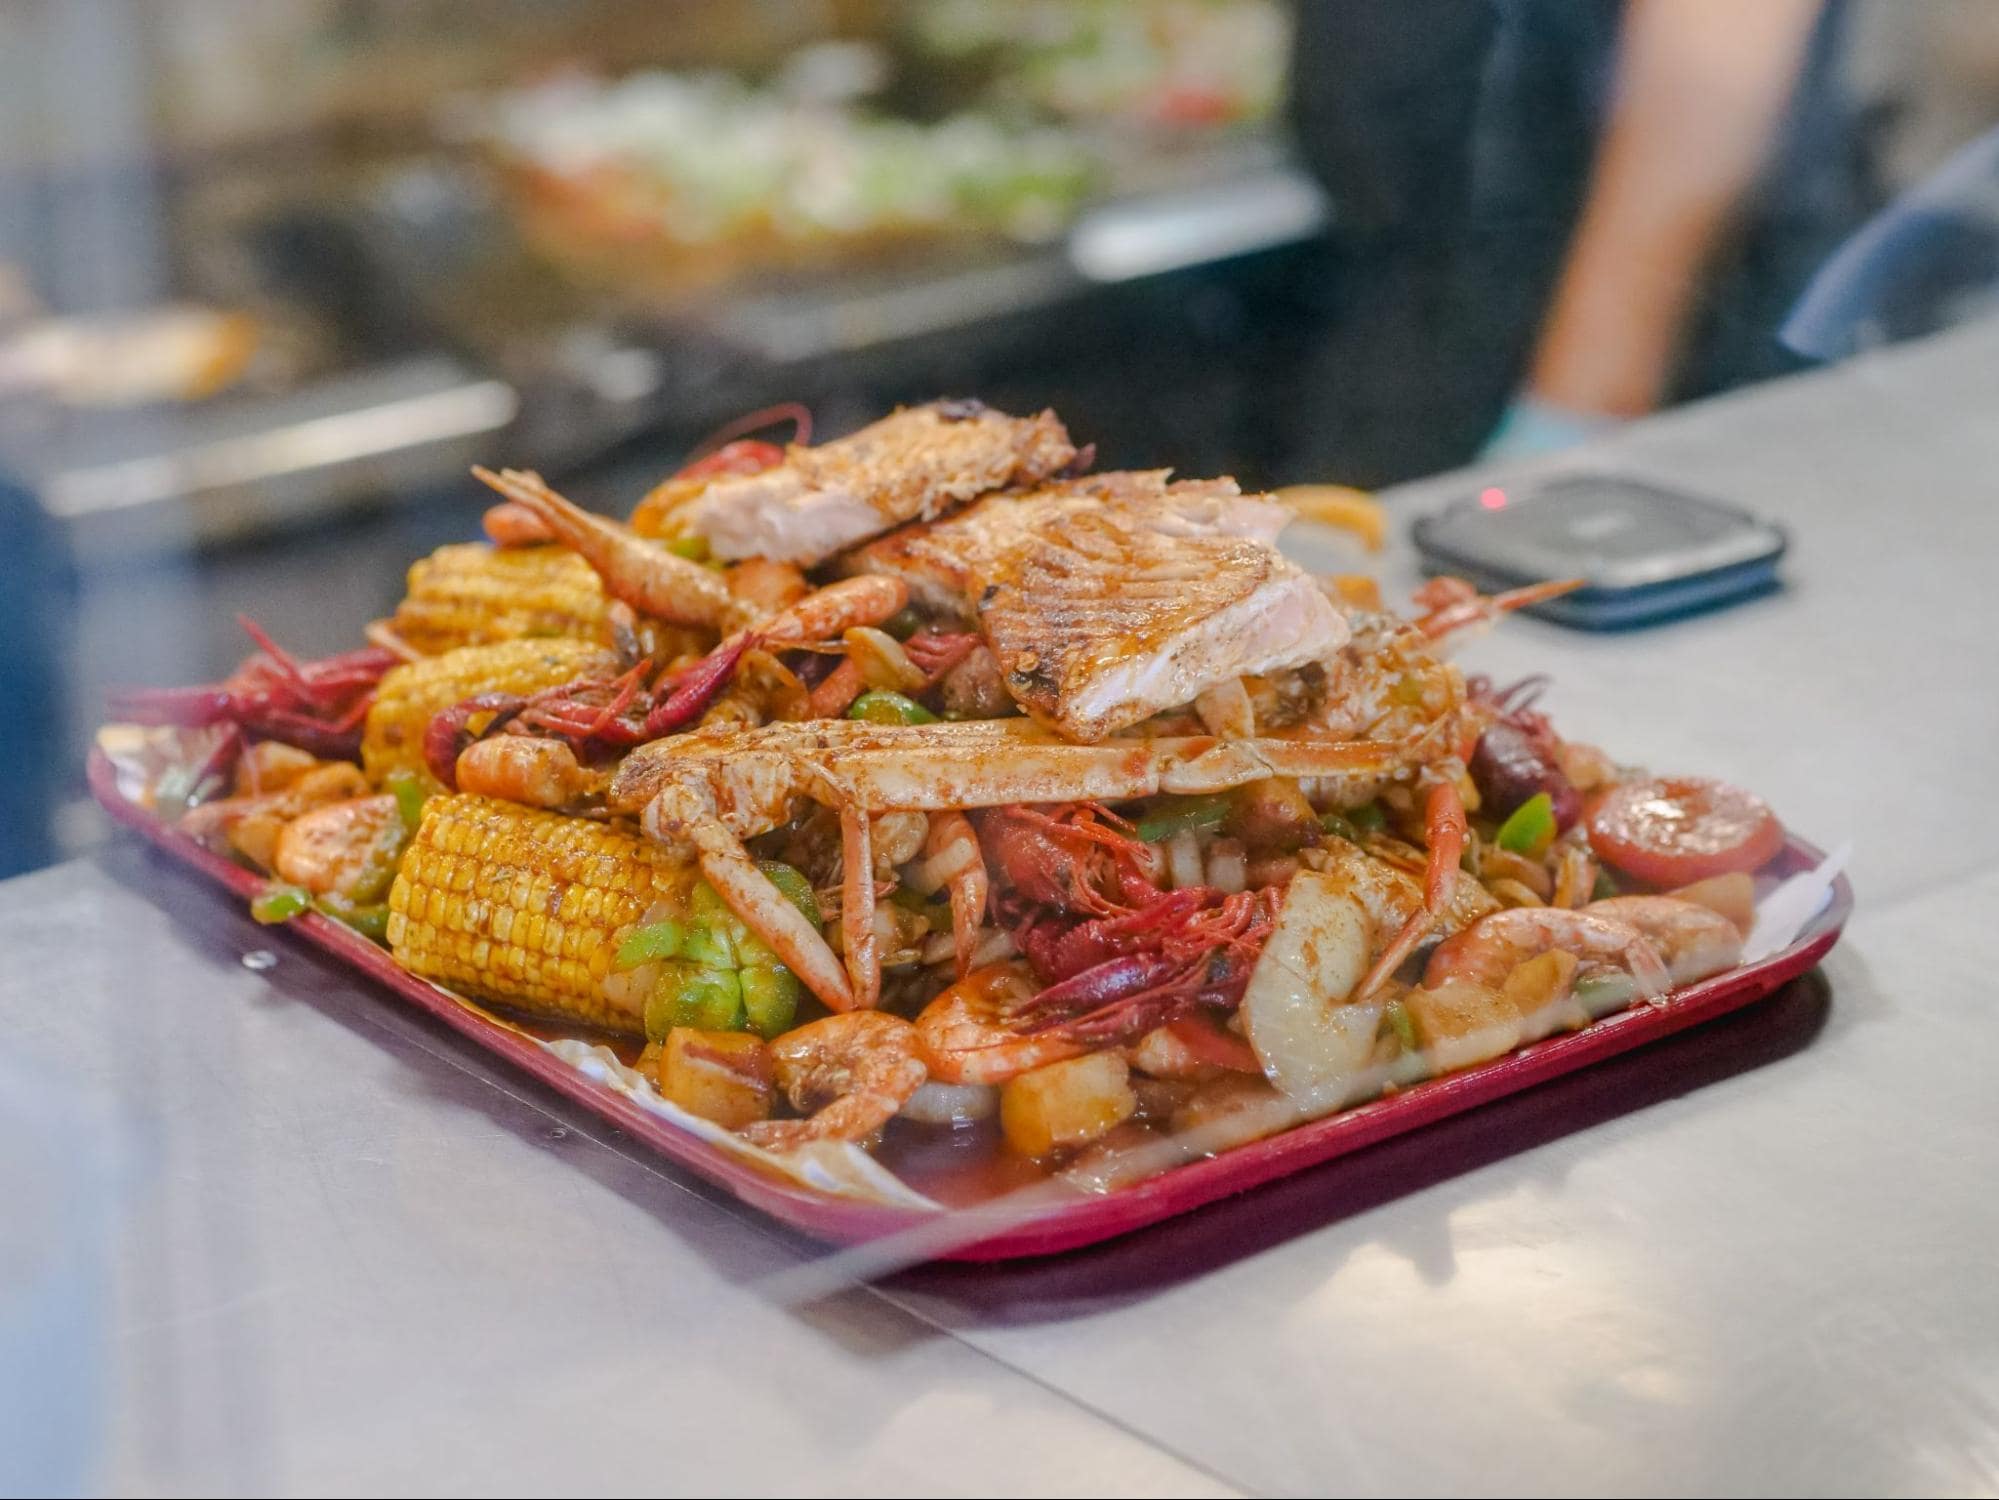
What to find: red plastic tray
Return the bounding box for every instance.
[91,748,1849,1262]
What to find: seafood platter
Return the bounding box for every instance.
[95,399,1849,1258]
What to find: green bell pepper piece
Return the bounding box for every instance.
[316,897,390,944]
[666,534,710,563]
[1134,794,1231,845]
[645,963,745,1040]
[740,964,803,1040]
[251,884,312,924]
[385,769,430,835]
[847,689,938,726]
[757,860,822,927]
[614,919,686,971]
[1495,792,1558,857]
[1320,812,1360,843]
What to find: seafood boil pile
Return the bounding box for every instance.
[102,401,1792,1194]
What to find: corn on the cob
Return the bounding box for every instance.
[392,542,614,653]
[388,795,694,1035]
[361,639,619,785]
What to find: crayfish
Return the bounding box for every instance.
[108,616,397,762]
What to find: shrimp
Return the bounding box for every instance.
[724,556,809,618]
[908,811,988,977]
[1585,895,1743,987]
[272,794,403,900]
[180,761,371,868]
[481,501,554,548]
[1423,906,1670,1000]
[738,1011,927,1151]
[454,736,605,809]
[914,963,1091,1086]
[759,575,908,647]
[472,466,738,628]
[1237,831,1493,1100]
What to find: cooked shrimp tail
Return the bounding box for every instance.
[1424,905,1671,1001]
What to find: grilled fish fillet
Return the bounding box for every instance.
[851,472,1347,741]
[685,399,1078,565]
[850,471,1290,617]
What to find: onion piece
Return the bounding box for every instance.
[900,1079,1001,1126]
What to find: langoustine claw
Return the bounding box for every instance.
[1414,578,1584,641]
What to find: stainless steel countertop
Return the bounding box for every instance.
[4,319,1997,1496]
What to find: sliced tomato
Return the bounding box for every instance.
[1587,776,1784,887]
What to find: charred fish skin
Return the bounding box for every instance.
[975,508,1347,742]
[686,400,1079,566]
[848,471,1348,742]
[846,471,1292,621]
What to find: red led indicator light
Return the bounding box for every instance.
[1479,487,1508,510]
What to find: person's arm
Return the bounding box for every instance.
[1521,0,1822,421]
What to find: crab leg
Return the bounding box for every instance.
[1356,780,1468,1001]
[472,466,739,629]
[623,721,1418,1014]
[613,722,1407,824]
[839,803,882,1009]
[643,783,856,1011]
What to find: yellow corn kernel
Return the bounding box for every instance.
[361,637,618,785]
[387,794,694,1036]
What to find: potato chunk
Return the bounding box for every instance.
[1501,949,1585,1041]
[1000,1053,1136,1157]
[656,1028,774,1130]
[1402,979,1523,1074]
